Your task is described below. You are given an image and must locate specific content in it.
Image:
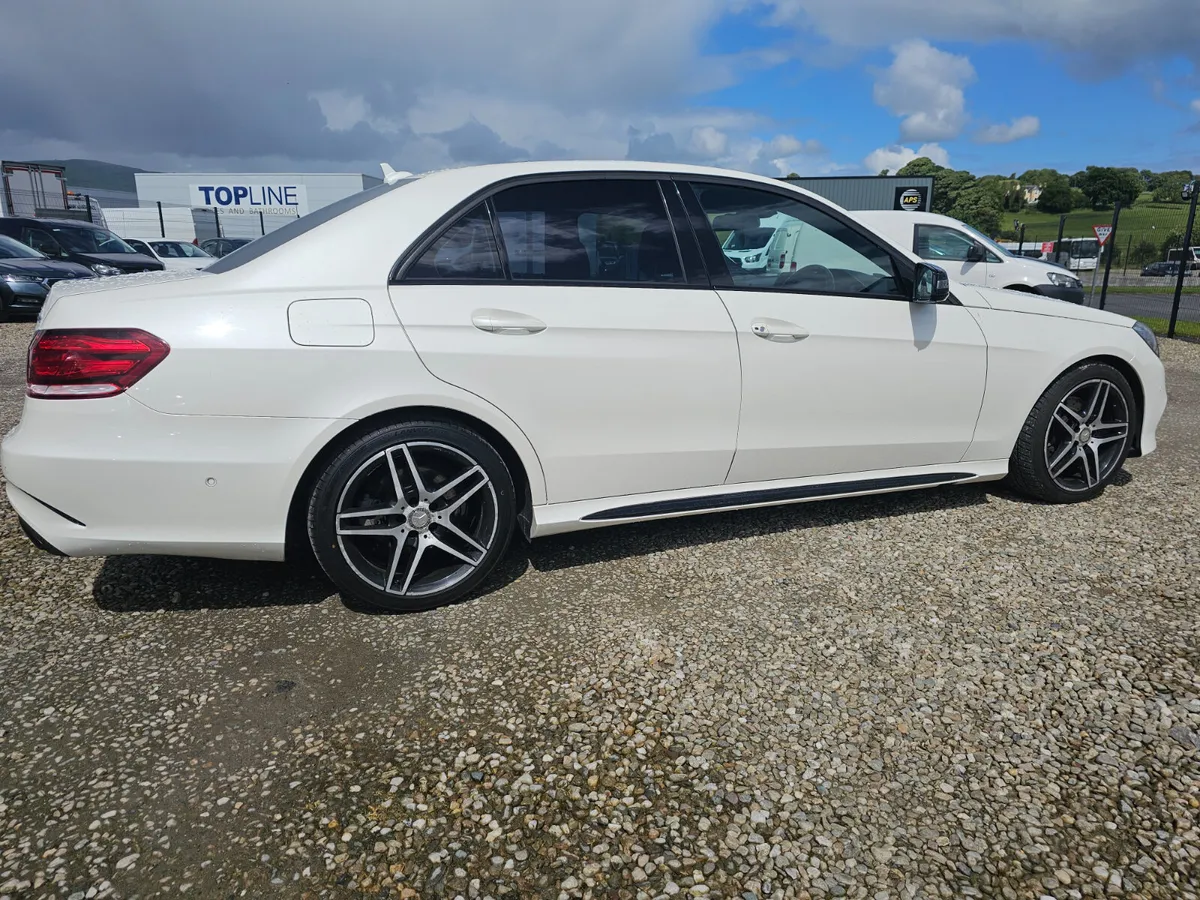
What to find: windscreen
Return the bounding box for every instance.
[205,178,417,274]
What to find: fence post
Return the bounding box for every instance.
[1017,224,1025,256]
[1097,201,1121,311]
[1123,233,1132,276]
[213,207,220,238]
[1167,183,1199,339]
[1055,214,1067,267]
[84,194,93,224]
[259,211,265,235]
[157,201,165,238]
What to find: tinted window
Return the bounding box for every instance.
[405,204,503,281]
[0,234,46,259]
[688,183,900,296]
[491,180,683,284]
[126,239,154,255]
[44,225,137,254]
[23,228,64,256]
[915,225,977,261]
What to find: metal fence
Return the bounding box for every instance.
[1006,190,1199,340]
[2,188,301,242]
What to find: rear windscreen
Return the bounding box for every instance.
[204,178,417,274]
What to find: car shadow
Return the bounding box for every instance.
[527,482,990,573]
[93,555,335,613]
[91,483,998,614]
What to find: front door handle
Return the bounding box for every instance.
[750,318,808,343]
[471,308,547,335]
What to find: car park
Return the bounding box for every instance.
[0,234,94,321]
[1,161,1166,613]
[855,210,1086,304]
[0,217,164,275]
[124,238,214,271]
[199,237,254,258]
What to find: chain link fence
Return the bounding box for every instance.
[1003,197,1199,339]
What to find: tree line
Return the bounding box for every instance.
[879,158,1196,236]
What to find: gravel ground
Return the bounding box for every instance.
[0,320,1197,900]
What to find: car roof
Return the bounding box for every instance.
[0,216,107,229]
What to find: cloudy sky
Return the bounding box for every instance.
[3,0,1198,177]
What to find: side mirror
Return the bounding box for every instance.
[965,243,987,263]
[913,262,950,304]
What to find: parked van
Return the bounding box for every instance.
[854,210,1085,304]
[1166,247,1200,271]
[719,211,798,270]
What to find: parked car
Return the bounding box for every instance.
[0,234,94,321]
[855,210,1085,304]
[2,161,1166,614]
[1141,261,1182,278]
[200,237,254,258]
[124,238,214,271]
[0,217,163,275]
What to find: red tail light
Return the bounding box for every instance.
[27,329,170,399]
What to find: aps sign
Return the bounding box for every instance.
[189,183,308,216]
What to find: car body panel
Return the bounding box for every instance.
[716,290,989,483]
[0,160,1167,563]
[389,283,742,503]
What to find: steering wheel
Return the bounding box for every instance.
[776,263,835,292]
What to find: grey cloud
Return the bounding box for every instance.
[434,119,531,164]
[0,0,733,172]
[755,0,1199,71]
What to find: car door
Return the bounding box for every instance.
[913,222,990,288]
[388,177,741,504]
[681,180,988,484]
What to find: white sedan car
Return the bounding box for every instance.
[123,238,214,271]
[2,161,1167,612]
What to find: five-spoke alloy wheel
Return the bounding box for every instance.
[1008,362,1137,504]
[308,421,517,611]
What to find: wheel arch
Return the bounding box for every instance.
[1056,353,1146,457]
[285,406,539,561]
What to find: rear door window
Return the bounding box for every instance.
[489,179,684,285]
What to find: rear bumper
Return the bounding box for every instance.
[1035,283,1085,305]
[2,394,348,561]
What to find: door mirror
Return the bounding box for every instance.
[965,242,987,263]
[913,263,950,303]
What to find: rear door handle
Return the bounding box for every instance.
[471,308,547,335]
[750,318,808,343]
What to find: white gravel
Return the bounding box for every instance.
[0,321,1197,899]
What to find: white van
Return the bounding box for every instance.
[719,211,798,270]
[854,210,1085,304]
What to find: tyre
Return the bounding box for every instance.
[1006,361,1136,504]
[307,419,517,612]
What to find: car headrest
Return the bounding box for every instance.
[711,213,760,232]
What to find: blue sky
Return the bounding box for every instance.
[2,0,1197,177]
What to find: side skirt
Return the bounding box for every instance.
[530,460,1009,537]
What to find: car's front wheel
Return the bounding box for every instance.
[307,420,517,611]
[1007,361,1137,503]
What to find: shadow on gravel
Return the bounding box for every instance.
[529,482,990,573]
[93,472,1133,613]
[93,555,334,612]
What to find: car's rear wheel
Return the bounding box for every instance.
[1007,361,1136,503]
[307,420,517,611]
